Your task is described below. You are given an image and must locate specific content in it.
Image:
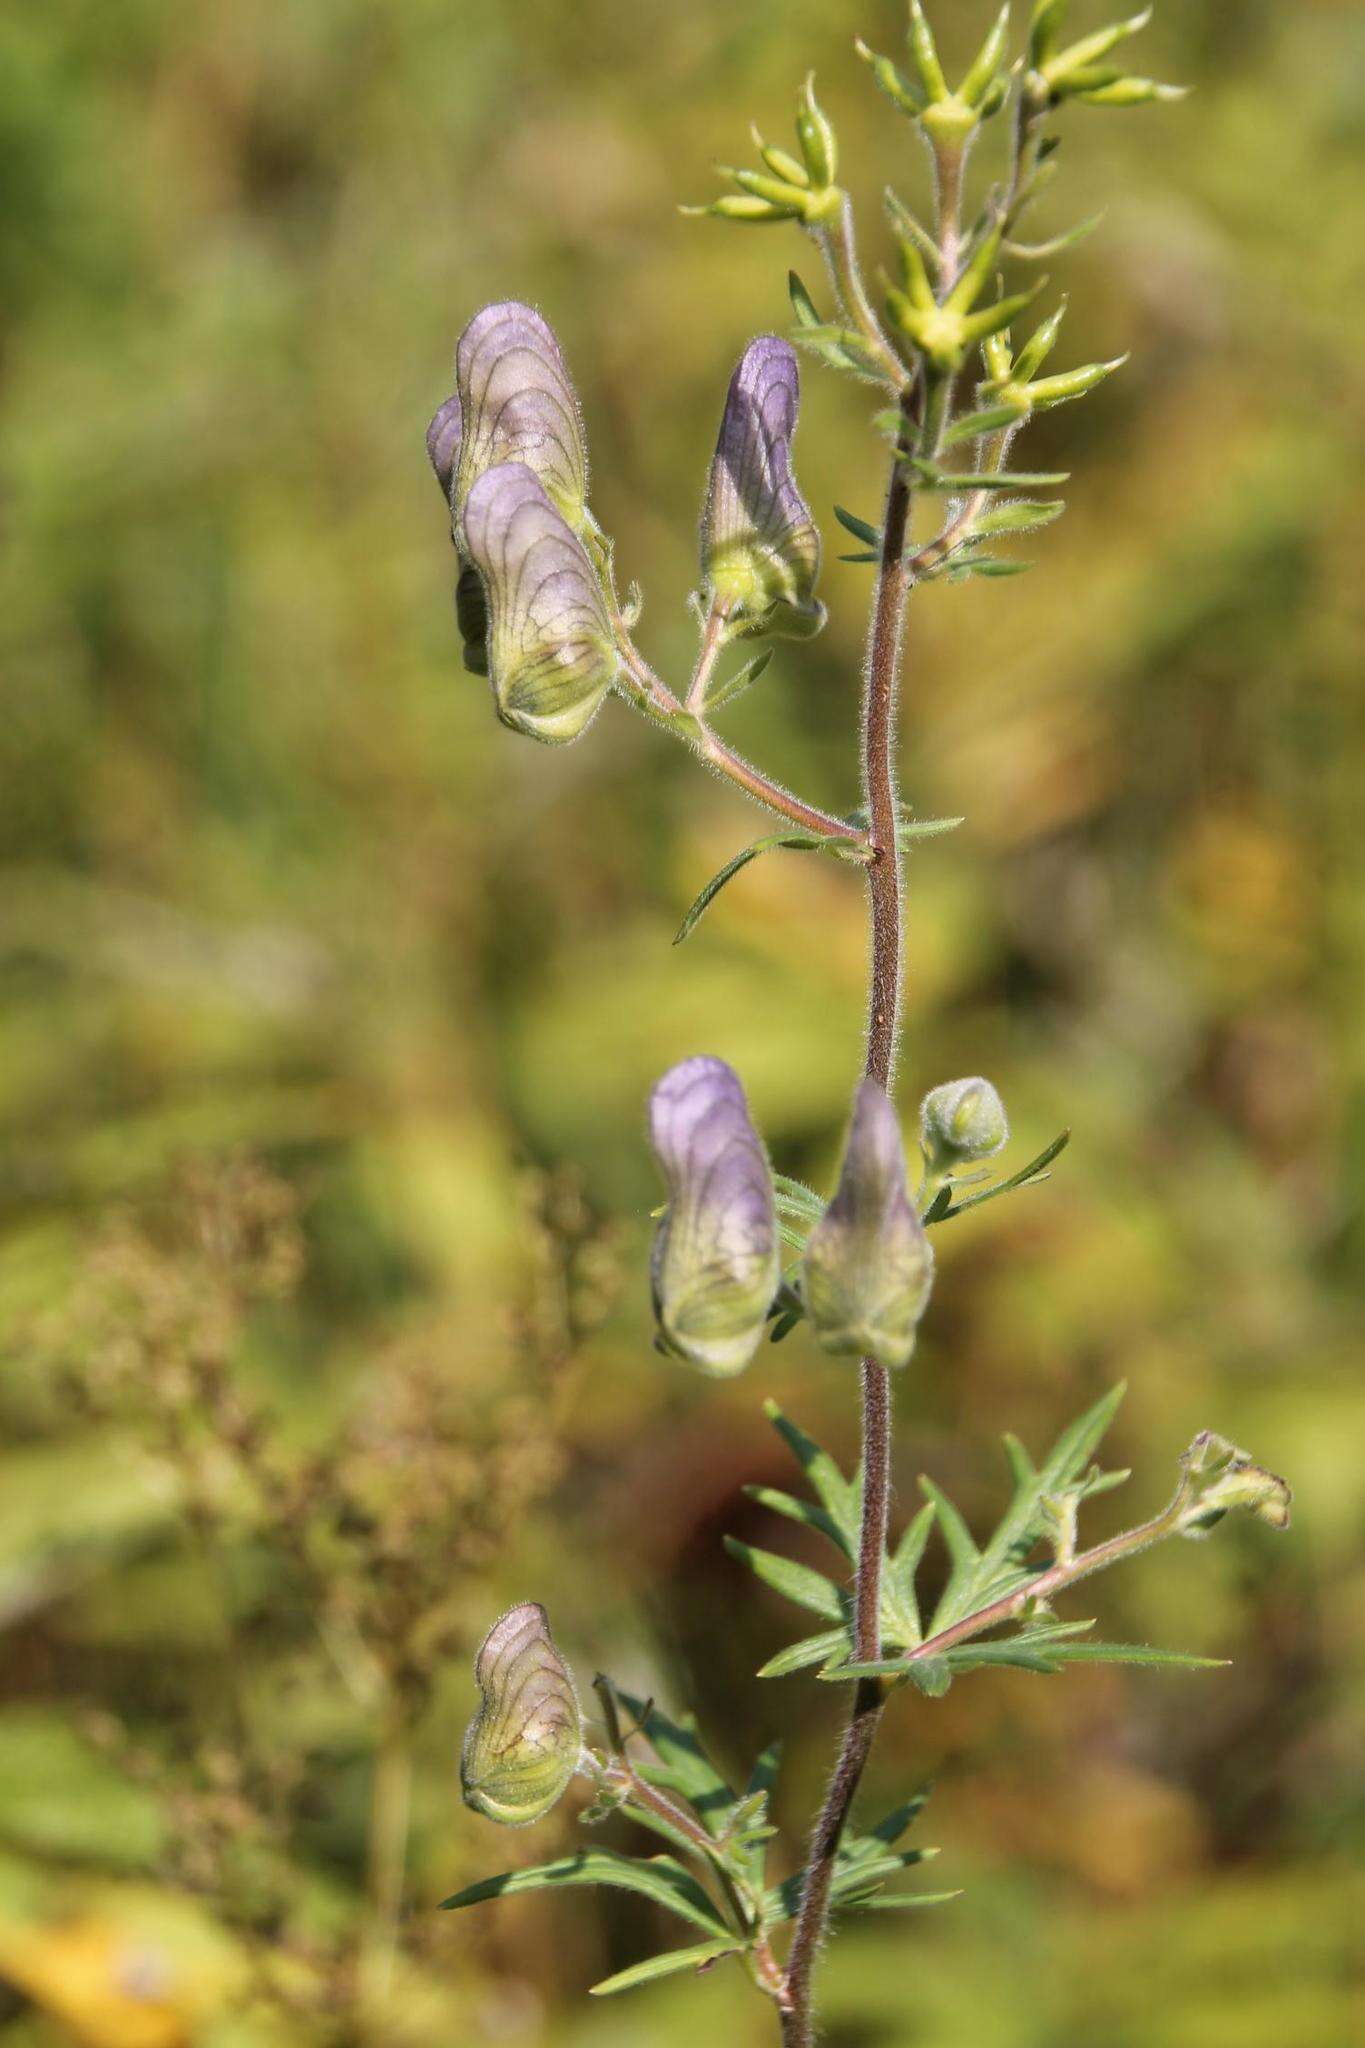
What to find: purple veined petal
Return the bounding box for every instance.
[802,1079,934,1371]
[453,301,589,542]
[426,391,464,502]
[460,1602,582,1827]
[700,335,821,620]
[462,462,617,744]
[648,1055,779,1377]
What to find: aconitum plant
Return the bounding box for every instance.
[432,6,1292,2038]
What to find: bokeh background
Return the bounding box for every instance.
[1,0,1362,2042]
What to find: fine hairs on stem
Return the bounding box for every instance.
[437,8,1290,2040]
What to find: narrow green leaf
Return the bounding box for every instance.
[772,1174,825,1219]
[895,815,965,844]
[951,556,1035,579]
[866,1790,931,1847]
[442,1849,729,1936]
[701,648,773,717]
[912,459,1070,491]
[1037,1381,1128,1494]
[675,831,859,944]
[762,1401,858,1530]
[931,1129,1071,1221]
[839,548,880,564]
[943,404,1025,446]
[744,1484,852,1558]
[745,1739,783,1801]
[614,1693,735,1830]
[973,498,1066,537]
[590,1937,743,1996]
[834,504,882,547]
[1048,1641,1230,1670]
[724,1538,845,1621]
[889,1499,937,1636]
[920,1479,978,1572]
[789,269,822,327]
[757,1627,847,1679]
[846,1888,963,1912]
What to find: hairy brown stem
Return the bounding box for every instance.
[780,391,919,2046]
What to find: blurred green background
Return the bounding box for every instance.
[1,0,1362,2042]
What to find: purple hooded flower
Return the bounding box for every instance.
[453,301,588,541]
[426,391,464,503]
[462,462,616,744]
[648,1056,779,1377]
[460,1602,582,1827]
[802,1080,934,1370]
[700,336,821,630]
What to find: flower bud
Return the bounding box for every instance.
[426,392,463,503]
[795,73,838,190]
[463,462,617,744]
[461,1602,582,1827]
[700,338,822,634]
[920,1077,1010,1171]
[649,1056,779,1378]
[802,1080,934,1370]
[1177,1433,1292,1538]
[452,302,589,542]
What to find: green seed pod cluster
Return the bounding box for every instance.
[461,1602,582,1827]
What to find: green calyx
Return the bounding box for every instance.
[858,3,1012,144]
[1027,3,1185,109]
[686,74,842,229]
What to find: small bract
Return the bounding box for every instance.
[649,1056,779,1377]
[461,1602,582,1827]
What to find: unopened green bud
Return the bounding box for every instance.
[461,1603,582,1827]
[920,1076,1010,1171]
[803,1080,935,1370]
[1177,1433,1292,1538]
[1029,0,1070,67]
[960,4,1012,108]
[684,191,806,225]
[796,73,838,190]
[906,0,949,103]
[1028,354,1129,407]
[855,37,927,117]
[752,126,809,189]
[1073,75,1187,107]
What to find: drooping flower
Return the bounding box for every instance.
[1177,1433,1293,1538]
[919,1076,1009,1172]
[462,462,617,743]
[452,301,589,540]
[648,1056,779,1377]
[460,1602,582,1827]
[700,337,822,634]
[803,1079,934,1370]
